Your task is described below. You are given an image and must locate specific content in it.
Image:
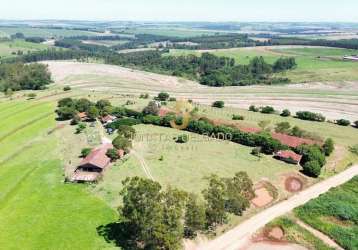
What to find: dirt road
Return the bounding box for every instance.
[195,165,358,250]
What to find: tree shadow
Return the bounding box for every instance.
[97,221,140,250]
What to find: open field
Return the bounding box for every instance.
[92,124,297,208]
[0,97,118,249]
[0,39,49,58]
[169,46,358,83]
[46,60,358,121]
[0,27,102,38]
[295,176,358,250]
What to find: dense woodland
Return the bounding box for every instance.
[0,63,52,92]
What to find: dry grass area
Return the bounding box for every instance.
[46,61,358,121]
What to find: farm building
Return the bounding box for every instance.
[78,112,88,121]
[274,150,302,165]
[101,115,116,124]
[71,143,125,183]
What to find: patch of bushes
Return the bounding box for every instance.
[212,101,225,108]
[280,109,291,117]
[296,144,326,177]
[63,86,71,91]
[260,106,275,114]
[249,105,259,112]
[296,111,326,122]
[336,119,351,126]
[232,114,244,120]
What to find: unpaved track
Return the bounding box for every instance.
[195,165,358,250]
[45,61,358,121]
[295,219,344,250]
[131,150,154,180]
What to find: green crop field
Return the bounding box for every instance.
[0,27,102,38]
[0,39,49,58]
[169,46,358,82]
[295,176,358,250]
[0,98,118,249]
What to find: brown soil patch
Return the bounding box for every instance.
[268,227,284,240]
[325,216,354,227]
[251,187,274,208]
[285,177,303,192]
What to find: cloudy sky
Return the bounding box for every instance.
[0,0,357,22]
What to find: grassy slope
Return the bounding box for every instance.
[295,176,358,250]
[0,39,49,58]
[0,99,118,250]
[169,46,358,82]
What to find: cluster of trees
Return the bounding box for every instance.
[274,122,321,140]
[111,125,135,155]
[56,97,112,121]
[249,105,276,114]
[25,37,46,43]
[0,63,52,92]
[296,111,326,122]
[116,172,254,249]
[295,139,333,177]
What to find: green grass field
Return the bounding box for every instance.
[295,176,358,250]
[0,98,118,249]
[0,39,49,58]
[169,46,358,82]
[0,27,101,38]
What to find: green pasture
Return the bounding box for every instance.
[0,99,118,249]
[0,39,49,58]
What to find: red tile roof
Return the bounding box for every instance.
[158,107,172,117]
[79,143,113,169]
[275,150,302,163]
[101,115,116,123]
[272,133,317,148]
[78,112,87,119]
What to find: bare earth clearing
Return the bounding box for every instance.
[46,61,358,121]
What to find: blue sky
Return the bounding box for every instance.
[0,0,357,22]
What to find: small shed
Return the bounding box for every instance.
[101,115,116,124]
[274,150,302,165]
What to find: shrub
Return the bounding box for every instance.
[275,122,291,133]
[81,148,92,158]
[349,145,358,155]
[322,138,334,156]
[75,123,86,134]
[112,136,132,152]
[27,93,37,99]
[175,134,189,143]
[139,93,149,99]
[280,109,291,117]
[302,160,321,177]
[354,121,358,128]
[212,101,225,108]
[63,86,71,91]
[296,111,326,122]
[232,114,244,120]
[70,115,81,125]
[298,145,326,168]
[108,118,141,129]
[117,125,136,139]
[106,148,120,161]
[142,115,162,125]
[143,101,160,115]
[249,105,259,112]
[251,147,261,157]
[157,92,170,101]
[260,106,275,114]
[336,119,351,126]
[169,97,176,102]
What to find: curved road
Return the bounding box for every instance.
[196,165,358,250]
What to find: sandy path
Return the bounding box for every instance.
[194,165,358,250]
[295,219,344,250]
[45,61,358,121]
[131,150,154,180]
